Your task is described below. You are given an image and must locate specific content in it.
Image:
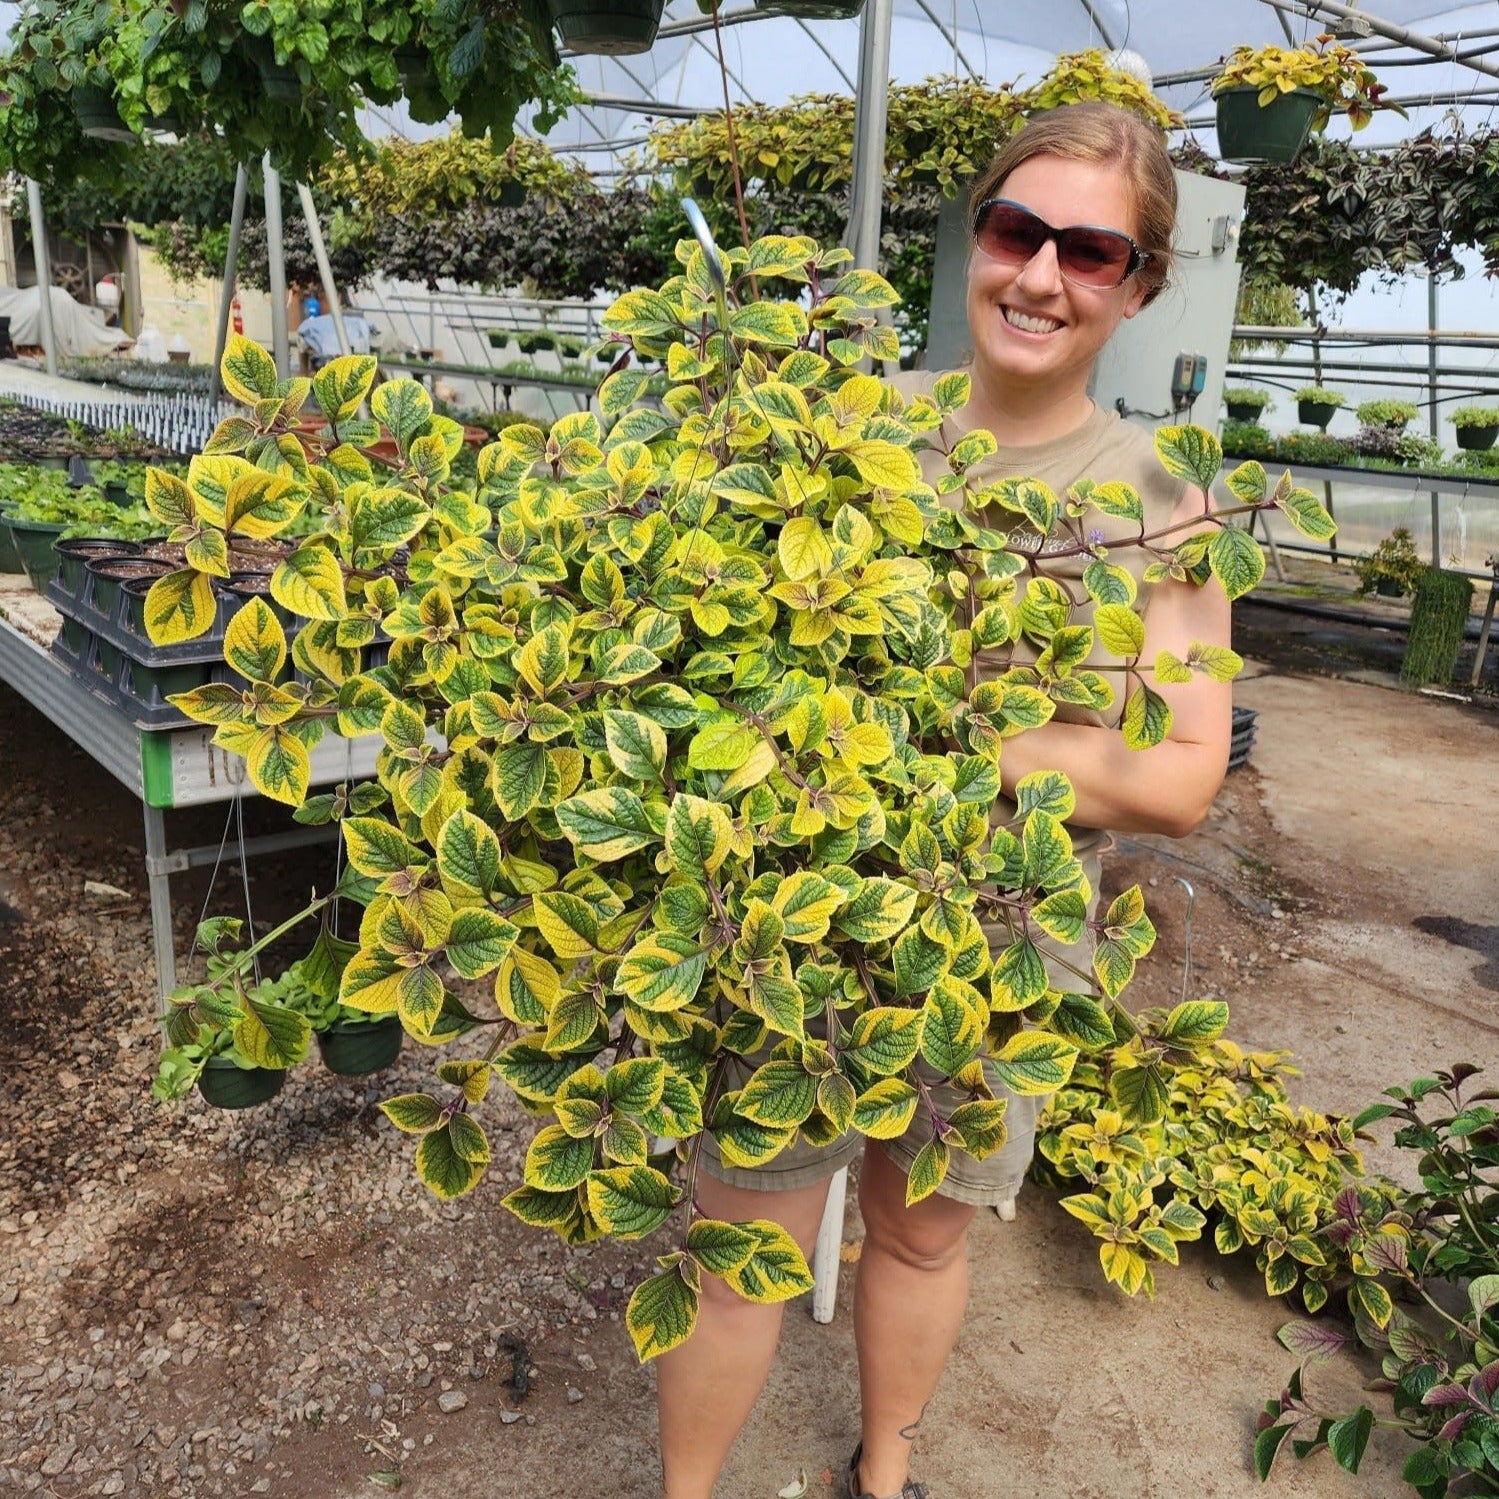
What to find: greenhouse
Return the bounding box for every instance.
[0,3,1496,1497]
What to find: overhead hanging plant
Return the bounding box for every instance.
[1016,49,1183,135]
[143,223,1337,1359]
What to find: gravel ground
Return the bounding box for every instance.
[0,699,661,1497]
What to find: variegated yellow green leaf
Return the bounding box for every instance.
[850,1078,919,1139]
[380,1092,442,1133]
[233,996,310,1069]
[625,1263,699,1362]
[905,1137,950,1205]
[245,726,310,805]
[615,933,708,1013]
[313,353,378,423]
[770,871,843,943]
[415,1123,485,1200]
[722,1220,815,1302]
[586,1165,681,1239]
[224,597,286,684]
[272,544,347,621]
[144,568,219,645]
[221,333,279,405]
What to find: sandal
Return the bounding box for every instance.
[845,1443,929,1499]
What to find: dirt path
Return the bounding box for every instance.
[1,652,1494,1498]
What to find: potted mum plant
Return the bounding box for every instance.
[1294,386,1347,429]
[140,233,1334,1360]
[1451,405,1499,452]
[1223,388,1273,424]
[1212,35,1399,164]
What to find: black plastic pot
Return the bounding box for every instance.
[1225,402,1267,423]
[55,537,140,594]
[198,1057,286,1109]
[1298,399,1341,430]
[316,1016,404,1076]
[1456,426,1498,452]
[754,0,866,15]
[1215,86,1321,165]
[545,0,664,54]
[223,571,295,629]
[0,512,24,575]
[86,556,172,621]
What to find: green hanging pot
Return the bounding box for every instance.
[545,0,665,55]
[317,1016,404,1076]
[1214,87,1321,165]
[1298,399,1341,430]
[72,84,135,143]
[198,1057,286,1110]
[1455,425,1497,452]
[754,0,867,16]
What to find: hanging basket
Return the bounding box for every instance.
[754,0,867,16]
[1225,402,1265,423]
[317,1016,404,1076]
[1214,86,1321,165]
[545,0,665,55]
[197,1058,285,1110]
[72,84,135,143]
[1455,426,1498,452]
[1298,399,1341,430]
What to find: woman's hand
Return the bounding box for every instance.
[998,485,1233,838]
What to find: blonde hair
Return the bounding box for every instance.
[970,103,1177,305]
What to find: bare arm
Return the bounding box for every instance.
[997,487,1233,839]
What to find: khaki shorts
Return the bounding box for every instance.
[700,847,1101,1209]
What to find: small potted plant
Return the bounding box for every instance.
[276,950,406,1076]
[1294,386,1347,429]
[1355,397,1419,431]
[1222,387,1272,424]
[1450,405,1499,452]
[1353,526,1424,598]
[1212,36,1399,164]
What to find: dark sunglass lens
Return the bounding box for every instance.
[977,204,1045,264]
[1057,229,1132,286]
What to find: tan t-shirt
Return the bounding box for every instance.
[888,370,1189,867]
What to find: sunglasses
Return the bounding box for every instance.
[971,198,1151,290]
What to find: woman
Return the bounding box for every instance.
[656,102,1232,1499]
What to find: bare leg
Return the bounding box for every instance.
[657,1171,833,1499]
[851,1144,976,1496]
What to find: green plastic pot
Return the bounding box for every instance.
[127,657,213,704]
[72,84,135,143]
[1215,87,1321,165]
[198,1057,286,1109]
[86,556,172,622]
[317,1016,404,1076]
[5,518,69,591]
[1225,402,1266,423]
[0,516,24,575]
[1298,399,1341,430]
[545,0,664,54]
[1456,426,1498,452]
[754,0,866,15]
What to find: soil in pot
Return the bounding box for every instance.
[55,537,141,594]
[197,1057,286,1110]
[1456,426,1498,452]
[223,572,296,631]
[86,556,173,622]
[135,537,187,565]
[316,1016,404,1076]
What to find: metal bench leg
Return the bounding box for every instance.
[811,1165,848,1325]
[142,802,176,1016]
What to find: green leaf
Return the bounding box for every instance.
[1160,1000,1228,1045]
[234,996,311,1069]
[221,334,278,404]
[990,1031,1077,1096]
[1153,424,1223,491]
[843,1007,924,1077]
[1326,1408,1374,1474]
[444,909,519,979]
[625,1265,699,1362]
[1207,526,1265,601]
[920,977,983,1074]
[1110,1062,1170,1124]
[493,743,548,820]
[343,817,422,877]
[524,1124,595,1192]
[687,1218,760,1278]
[905,1137,950,1205]
[1121,684,1173,750]
[436,808,501,900]
[272,544,347,621]
[722,1220,815,1303]
[415,1124,485,1199]
[223,597,286,684]
[834,878,918,944]
[380,1093,441,1133]
[371,378,434,451]
[557,788,659,862]
[586,1165,681,1239]
[144,568,219,645]
[603,710,667,782]
[850,1078,919,1139]
[615,934,709,1013]
[313,354,378,423]
[738,1060,819,1129]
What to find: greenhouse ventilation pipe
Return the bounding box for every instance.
[1262,0,1499,81]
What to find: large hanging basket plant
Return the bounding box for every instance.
[1211,36,1402,166]
[72,83,135,142]
[545,0,664,54]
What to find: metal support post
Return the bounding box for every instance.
[1307,287,1337,565]
[845,0,894,277]
[263,153,291,379]
[24,179,58,376]
[1472,563,1498,689]
[142,803,177,1012]
[208,163,252,407]
[296,182,350,357]
[1428,274,1441,567]
[811,1165,848,1324]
